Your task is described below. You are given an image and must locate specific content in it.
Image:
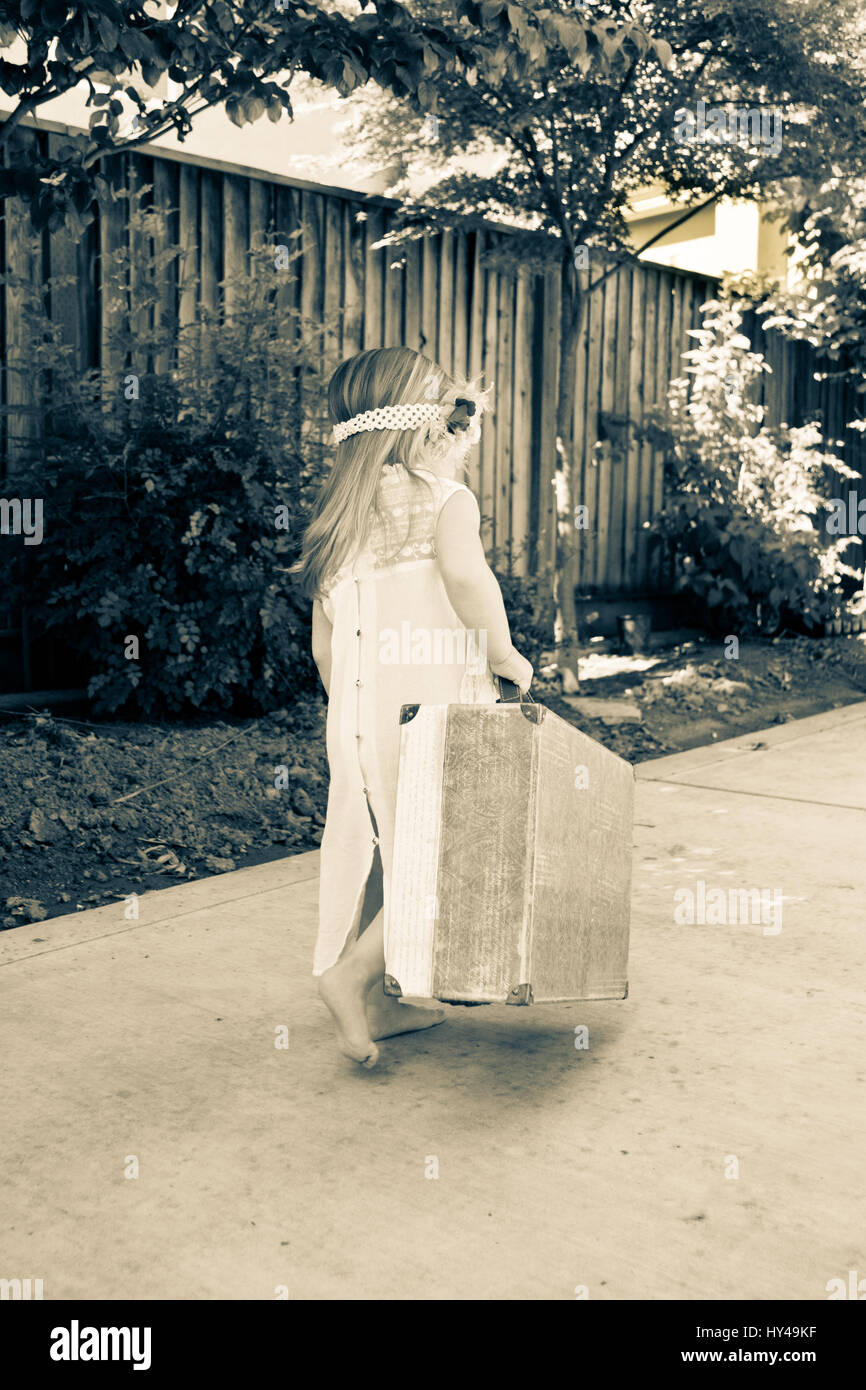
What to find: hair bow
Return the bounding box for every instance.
[446,397,477,433]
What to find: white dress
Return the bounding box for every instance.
[313,461,500,975]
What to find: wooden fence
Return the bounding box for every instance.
[3,133,865,608]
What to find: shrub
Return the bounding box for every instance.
[1,192,333,715]
[644,300,861,634]
[488,542,557,668]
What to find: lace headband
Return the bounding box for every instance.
[332,402,442,444]
[332,397,481,444]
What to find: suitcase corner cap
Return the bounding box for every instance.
[399,704,420,724]
[506,983,533,1005]
[383,974,403,997]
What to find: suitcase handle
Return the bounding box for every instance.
[495,676,536,704]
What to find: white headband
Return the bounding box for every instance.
[332,401,443,444]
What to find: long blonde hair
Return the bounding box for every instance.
[294,346,464,601]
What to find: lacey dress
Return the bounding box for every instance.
[313,461,499,976]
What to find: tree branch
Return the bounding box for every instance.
[585,193,719,296]
[518,126,578,262]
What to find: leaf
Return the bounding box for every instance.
[558,18,587,58]
[341,59,359,92]
[481,1,504,23]
[117,30,146,62]
[526,32,547,65]
[96,16,119,51]
[242,95,266,123]
[653,37,674,69]
[212,0,235,37]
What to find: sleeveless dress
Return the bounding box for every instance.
[312,461,500,976]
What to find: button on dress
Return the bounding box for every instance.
[313,462,499,976]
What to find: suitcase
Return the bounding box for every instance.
[384,680,634,1005]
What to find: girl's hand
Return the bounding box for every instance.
[489,645,533,694]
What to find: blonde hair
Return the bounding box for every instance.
[294,346,465,601]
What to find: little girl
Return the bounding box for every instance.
[294,346,533,1068]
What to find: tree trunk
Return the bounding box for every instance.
[553,257,586,694]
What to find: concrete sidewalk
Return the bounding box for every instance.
[2,703,865,1301]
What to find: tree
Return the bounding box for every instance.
[351,0,866,686]
[0,0,664,690]
[0,0,508,231]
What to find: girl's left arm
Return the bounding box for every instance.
[311,599,333,697]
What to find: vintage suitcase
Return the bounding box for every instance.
[384,681,634,1005]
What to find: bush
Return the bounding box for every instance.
[488,543,556,668]
[1,191,332,715]
[644,300,861,634]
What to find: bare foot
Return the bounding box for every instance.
[318,961,380,1068]
[367,992,447,1041]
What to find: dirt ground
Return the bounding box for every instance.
[0,701,328,929]
[543,630,866,762]
[2,631,865,928]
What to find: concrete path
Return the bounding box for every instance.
[2,704,864,1301]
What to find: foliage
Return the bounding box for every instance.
[355,0,866,266]
[0,191,334,715]
[753,173,866,415]
[350,0,866,675]
[0,0,633,232]
[645,301,862,634]
[488,545,557,665]
[0,0,461,229]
